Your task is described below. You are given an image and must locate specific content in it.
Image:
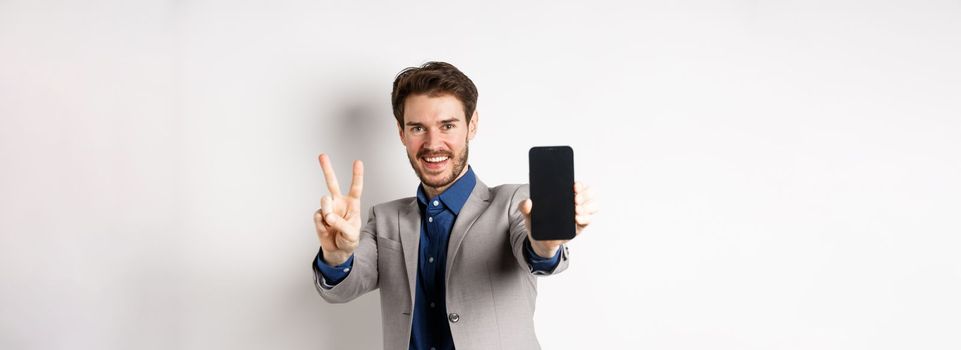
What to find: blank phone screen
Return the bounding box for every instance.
[528,146,576,241]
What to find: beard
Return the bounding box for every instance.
[408,142,470,190]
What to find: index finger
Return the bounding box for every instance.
[318,153,342,196]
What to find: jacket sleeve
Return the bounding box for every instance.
[312,207,380,303]
[507,184,570,276]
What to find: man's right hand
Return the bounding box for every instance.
[314,153,364,266]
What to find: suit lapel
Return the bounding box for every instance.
[399,199,420,306]
[445,178,492,283]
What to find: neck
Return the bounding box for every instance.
[422,166,470,198]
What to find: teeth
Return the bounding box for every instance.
[425,156,449,163]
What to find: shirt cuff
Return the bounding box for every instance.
[314,249,354,287]
[523,238,562,275]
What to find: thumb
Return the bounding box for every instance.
[521,199,533,217]
[520,199,534,239]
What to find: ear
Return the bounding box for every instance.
[467,110,479,141]
[397,121,406,146]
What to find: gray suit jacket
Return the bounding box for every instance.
[312,178,570,350]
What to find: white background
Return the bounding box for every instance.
[2,0,959,349]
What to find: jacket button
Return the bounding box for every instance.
[448,313,460,323]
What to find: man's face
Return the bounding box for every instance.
[399,93,478,192]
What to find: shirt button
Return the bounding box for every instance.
[430,302,436,308]
[428,217,433,223]
[430,347,436,350]
[428,257,434,263]
[343,267,350,273]
[433,200,439,206]
[448,313,460,323]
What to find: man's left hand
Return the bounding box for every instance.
[520,181,598,258]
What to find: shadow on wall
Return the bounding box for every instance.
[328,92,407,218]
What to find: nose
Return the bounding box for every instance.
[424,129,445,149]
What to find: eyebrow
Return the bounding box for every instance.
[405,118,461,127]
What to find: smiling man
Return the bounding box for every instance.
[311,62,598,350]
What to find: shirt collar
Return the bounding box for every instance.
[416,166,476,215]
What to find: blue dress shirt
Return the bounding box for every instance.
[315,166,562,350]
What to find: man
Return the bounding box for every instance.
[312,62,598,350]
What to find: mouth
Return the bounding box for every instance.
[420,154,450,172]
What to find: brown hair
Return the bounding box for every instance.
[391,61,478,127]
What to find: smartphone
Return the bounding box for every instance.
[528,146,576,241]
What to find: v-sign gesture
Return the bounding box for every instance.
[314,153,364,266]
